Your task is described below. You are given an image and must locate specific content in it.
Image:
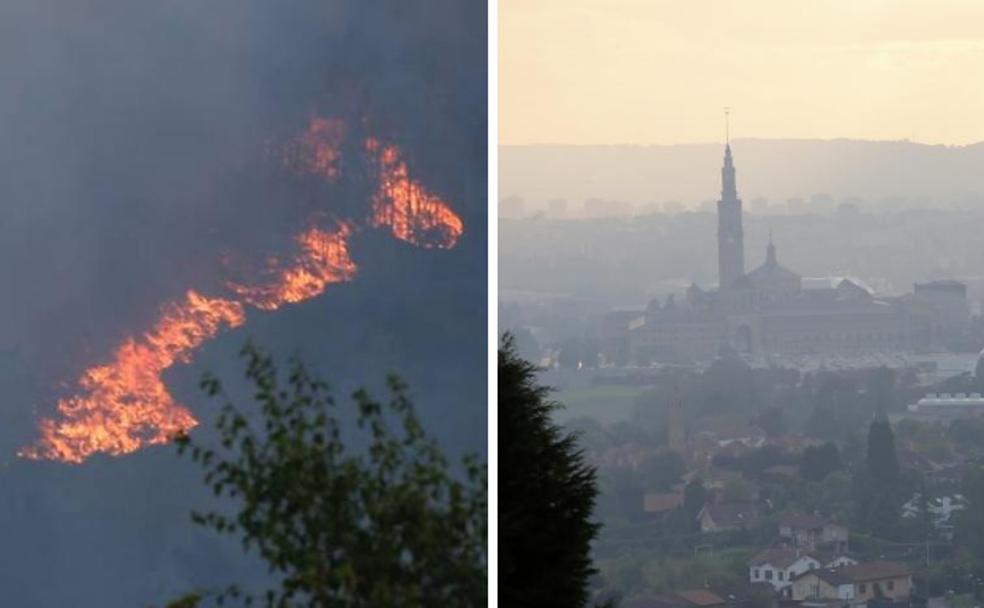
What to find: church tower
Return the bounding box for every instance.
[717,143,745,290]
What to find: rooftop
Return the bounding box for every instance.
[778,512,831,530]
[794,561,911,585]
[701,503,761,528]
[674,590,727,607]
[749,548,814,569]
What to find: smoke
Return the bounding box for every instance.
[0,3,485,604]
[0,0,486,443]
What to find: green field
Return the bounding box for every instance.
[552,384,648,424]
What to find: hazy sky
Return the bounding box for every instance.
[501,0,984,145]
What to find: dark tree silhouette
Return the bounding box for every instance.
[683,478,708,532]
[958,467,984,559]
[867,417,900,482]
[854,417,902,537]
[801,442,842,482]
[172,342,486,607]
[500,335,602,608]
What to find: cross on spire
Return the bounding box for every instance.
[724,106,731,145]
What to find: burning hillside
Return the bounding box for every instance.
[21,117,464,464]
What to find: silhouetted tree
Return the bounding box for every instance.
[957,467,984,560]
[173,342,486,607]
[867,417,900,482]
[801,442,842,482]
[864,367,896,417]
[854,417,902,537]
[683,478,707,532]
[500,336,602,608]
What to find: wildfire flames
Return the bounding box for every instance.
[22,117,464,464]
[230,224,357,311]
[367,138,464,249]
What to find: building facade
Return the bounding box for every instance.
[791,561,912,606]
[749,549,821,593]
[609,145,970,365]
[778,513,849,552]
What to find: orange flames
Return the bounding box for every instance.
[22,116,465,464]
[282,116,346,179]
[21,291,245,463]
[230,224,357,311]
[367,138,464,249]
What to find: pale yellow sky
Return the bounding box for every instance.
[500,0,984,145]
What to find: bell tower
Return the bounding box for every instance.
[717,109,744,290]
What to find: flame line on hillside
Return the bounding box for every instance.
[22,117,464,464]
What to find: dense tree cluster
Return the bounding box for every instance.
[173,343,486,607]
[500,336,603,608]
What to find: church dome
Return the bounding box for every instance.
[747,237,800,283]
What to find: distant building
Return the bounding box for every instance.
[749,548,858,595]
[625,589,729,608]
[697,503,761,533]
[643,491,684,517]
[603,144,971,365]
[901,392,984,421]
[791,561,912,606]
[778,512,849,552]
[672,590,729,608]
[748,549,820,593]
[547,198,568,218]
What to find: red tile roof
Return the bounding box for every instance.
[674,589,726,607]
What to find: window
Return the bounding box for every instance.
[766,570,773,580]
[859,583,867,594]
[887,581,894,591]
[778,571,784,581]
[753,569,759,580]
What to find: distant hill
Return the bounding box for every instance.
[501,139,984,213]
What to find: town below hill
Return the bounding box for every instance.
[563,354,984,608]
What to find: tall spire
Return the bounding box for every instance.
[724,106,731,145]
[721,141,737,202]
[766,231,777,267]
[721,107,736,201]
[717,109,744,291]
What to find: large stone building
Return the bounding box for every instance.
[608,145,969,365]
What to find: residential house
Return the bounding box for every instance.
[778,512,848,551]
[643,491,684,518]
[791,561,912,606]
[809,549,858,569]
[697,503,761,533]
[625,590,729,608]
[748,548,859,595]
[748,549,820,594]
[674,589,729,608]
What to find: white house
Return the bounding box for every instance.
[748,549,821,594]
